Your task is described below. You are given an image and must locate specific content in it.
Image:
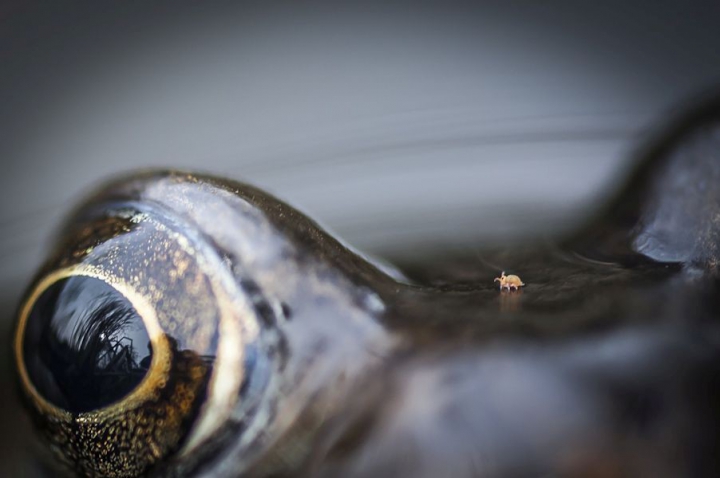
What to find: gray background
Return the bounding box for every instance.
[1,1,720,474]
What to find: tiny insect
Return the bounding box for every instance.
[494,271,525,291]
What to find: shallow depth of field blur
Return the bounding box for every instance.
[2,1,720,475]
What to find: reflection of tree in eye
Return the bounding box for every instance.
[66,296,147,376]
[96,336,138,375]
[39,292,153,412]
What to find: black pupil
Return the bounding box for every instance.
[22,276,153,414]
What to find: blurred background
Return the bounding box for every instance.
[2,1,720,474]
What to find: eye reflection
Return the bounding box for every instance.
[22,276,153,414]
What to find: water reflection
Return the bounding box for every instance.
[498,288,523,313]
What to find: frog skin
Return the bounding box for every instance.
[12,94,720,478]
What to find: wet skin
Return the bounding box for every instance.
[12,95,720,477]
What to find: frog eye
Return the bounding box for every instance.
[13,196,257,477]
[22,275,154,415]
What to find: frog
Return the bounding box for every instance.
[11,94,720,478]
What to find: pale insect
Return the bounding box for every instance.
[494,271,525,291]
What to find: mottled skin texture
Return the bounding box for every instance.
[13,94,720,477]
